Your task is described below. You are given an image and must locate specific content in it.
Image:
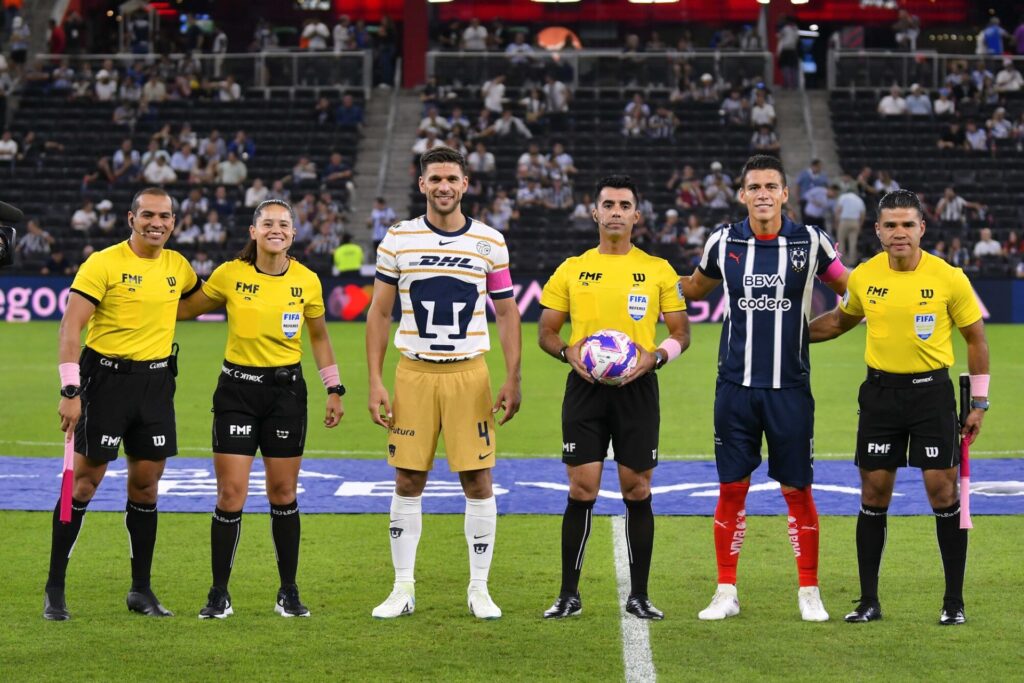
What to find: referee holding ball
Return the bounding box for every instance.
[177,199,345,619]
[538,175,690,620]
[46,187,200,620]
[810,189,989,625]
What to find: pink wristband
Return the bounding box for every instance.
[59,363,80,387]
[486,268,513,292]
[319,364,340,388]
[657,338,683,364]
[970,374,989,397]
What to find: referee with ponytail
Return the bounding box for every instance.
[178,199,345,619]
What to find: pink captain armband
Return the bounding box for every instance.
[970,374,990,397]
[59,363,80,387]
[318,364,340,388]
[486,268,513,292]
[657,338,683,364]
[818,258,846,284]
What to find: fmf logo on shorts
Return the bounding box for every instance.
[281,312,301,339]
[101,435,121,447]
[229,425,252,436]
[867,443,891,454]
[737,296,791,311]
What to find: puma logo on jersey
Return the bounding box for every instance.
[728,252,742,264]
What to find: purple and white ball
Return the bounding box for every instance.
[580,329,639,386]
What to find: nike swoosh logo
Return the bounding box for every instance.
[389,519,400,524]
[478,452,493,460]
[473,533,490,539]
[439,239,458,246]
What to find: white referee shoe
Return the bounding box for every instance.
[798,586,830,622]
[468,586,502,620]
[698,584,740,620]
[371,582,415,619]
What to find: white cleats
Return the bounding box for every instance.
[371,582,415,619]
[698,584,740,621]
[467,586,502,620]
[798,586,830,622]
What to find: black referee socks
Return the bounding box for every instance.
[46,497,89,590]
[211,507,242,590]
[560,496,595,597]
[624,495,655,598]
[934,501,968,604]
[125,500,158,592]
[855,504,888,602]
[271,500,300,587]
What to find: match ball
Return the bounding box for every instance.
[580,329,638,386]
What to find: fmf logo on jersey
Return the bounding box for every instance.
[789,247,808,272]
[628,294,648,321]
[742,274,784,288]
[737,296,791,311]
[281,312,301,339]
[914,313,936,340]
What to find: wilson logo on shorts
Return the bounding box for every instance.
[152,435,166,446]
[914,313,936,340]
[276,430,289,439]
[281,312,301,339]
[628,294,649,321]
[925,446,940,458]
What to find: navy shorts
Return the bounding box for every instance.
[713,379,815,488]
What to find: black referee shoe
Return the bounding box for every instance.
[198,586,233,620]
[844,598,882,623]
[127,588,174,617]
[43,587,70,621]
[275,585,310,618]
[543,593,582,619]
[625,594,664,621]
[939,600,966,626]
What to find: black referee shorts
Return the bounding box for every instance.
[561,370,660,472]
[74,347,177,462]
[855,368,960,471]
[212,361,307,458]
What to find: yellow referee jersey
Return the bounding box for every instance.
[70,241,199,360]
[840,251,982,373]
[203,259,326,367]
[541,246,686,350]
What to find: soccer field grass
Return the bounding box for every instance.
[0,321,1021,681]
[1,322,1021,458]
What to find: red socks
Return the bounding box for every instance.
[713,481,750,584]
[782,486,820,587]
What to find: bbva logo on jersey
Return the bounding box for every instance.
[628,294,648,321]
[914,313,936,340]
[281,312,301,339]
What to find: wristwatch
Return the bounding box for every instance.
[558,347,569,364]
[969,398,989,411]
[327,384,346,397]
[60,385,81,399]
[653,349,668,371]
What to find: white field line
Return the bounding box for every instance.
[611,515,657,683]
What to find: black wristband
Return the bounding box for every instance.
[327,384,346,396]
[558,347,569,363]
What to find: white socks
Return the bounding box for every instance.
[389,494,422,585]
[464,496,497,591]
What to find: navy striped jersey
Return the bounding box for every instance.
[697,216,840,388]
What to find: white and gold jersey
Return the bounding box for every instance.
[375,215,513,361]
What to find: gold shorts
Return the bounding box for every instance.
[387,355,495,472]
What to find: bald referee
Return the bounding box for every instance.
[538,174,690,620]
[810,189,989,626]
[46,187,200,620]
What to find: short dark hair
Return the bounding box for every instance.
[594,174,640,205]
[877,189,923,220]
[419,146,466,175]
[130,187,177,215]
[739,154,787,188]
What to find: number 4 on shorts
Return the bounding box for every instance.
[478,421,490,446]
